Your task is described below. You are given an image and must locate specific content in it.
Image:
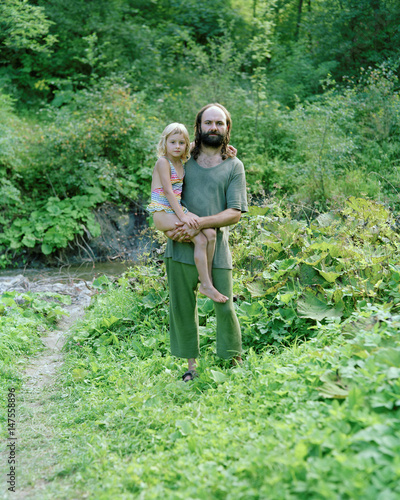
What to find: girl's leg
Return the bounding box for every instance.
[152,211,180,232]
[201,228,216,281]
[192,232,228,303]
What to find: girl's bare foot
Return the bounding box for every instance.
[199,283,228,303]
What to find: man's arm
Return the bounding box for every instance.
[198,208,241,230]
[167,208,241,241]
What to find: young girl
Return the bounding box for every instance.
[147,123,228,303]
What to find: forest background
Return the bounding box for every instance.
[2,2,400,498]
[1,0,400,265]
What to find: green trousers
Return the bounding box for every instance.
[165,258,242,359]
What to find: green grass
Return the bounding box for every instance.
[3,199,400,498]
[0,292,70,411]
[13,302,400,499]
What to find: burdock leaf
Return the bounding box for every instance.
[297,288,344,320]
[319,381,349,399]
[211,370,228,383]
[246,281,267,298]
[316,269,342,283]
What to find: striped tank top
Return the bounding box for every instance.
[146,158,188,214]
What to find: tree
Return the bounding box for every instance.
[303,0,400,80]
[0,0,56,54]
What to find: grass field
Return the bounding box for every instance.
[2,201,400,499]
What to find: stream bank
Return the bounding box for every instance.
[9,203,153,270]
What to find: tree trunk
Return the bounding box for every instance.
[295,0,304,41]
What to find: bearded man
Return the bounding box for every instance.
[165,103,248,382]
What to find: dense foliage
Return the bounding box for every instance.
[1,3,400,496]
[0,0,400,264]
[3,200,400,498]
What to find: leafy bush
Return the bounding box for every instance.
[0,192,104,263]
[237,65,400,209]
[26,79,158,203]
[23,199,400,499]
[267,42,338,107]
[0,80,162,264]
[228,197,400,350]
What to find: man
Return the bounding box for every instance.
[165,103,248,382]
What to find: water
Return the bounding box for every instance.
[0,261,137,284]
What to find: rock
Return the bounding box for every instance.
[0,275,30,294]
[0,274,93,309]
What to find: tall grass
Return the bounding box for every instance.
[9,198,400,498]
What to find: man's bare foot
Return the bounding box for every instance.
[199,283,228,303]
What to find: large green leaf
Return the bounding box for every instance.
[302,252,328,266]
[261,238,282,252]
[318,370,349,399]
[247,206,270,216]
[298,263,326,286]
[210,370,228,383]
[246,280,267,298]
[297,288,344,320]
[374,347,400,367]
[319,381,349,399]
[316,212,341,228]
[316,268,342,283]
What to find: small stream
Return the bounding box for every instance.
[0,261,136,296]
[0,261,134,282]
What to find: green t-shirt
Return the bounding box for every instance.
[165,156,248,269]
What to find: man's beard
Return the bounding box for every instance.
[200,130,226,148]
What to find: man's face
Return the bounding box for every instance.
[200,106,228,147]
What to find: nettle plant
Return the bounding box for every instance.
[230,197,400,350]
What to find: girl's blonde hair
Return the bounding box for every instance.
[157,123,191,162]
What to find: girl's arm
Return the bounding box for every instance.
[157,159,199,228]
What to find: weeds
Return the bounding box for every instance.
[0,290,70,424]
[3,199,400,498]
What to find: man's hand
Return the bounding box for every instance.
[165,222,200,242]
[165,222,191,242]
[180,224,201,239]
[181,213,200,229]
[165,222,185,241]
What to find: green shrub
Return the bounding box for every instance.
[26,79,157,203]
[0,192,104,261]
[230,197,400,349]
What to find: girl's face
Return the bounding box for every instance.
[165,133,187,160]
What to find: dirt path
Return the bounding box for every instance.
[23,302,87,391]
[1,278,92,500]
